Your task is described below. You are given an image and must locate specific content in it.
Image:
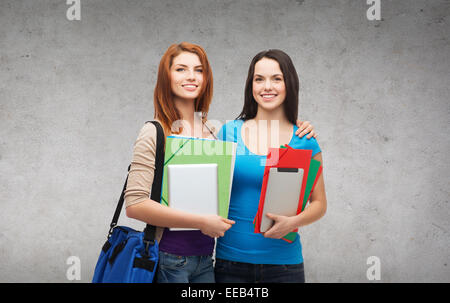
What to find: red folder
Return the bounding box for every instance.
[254,144,312,234]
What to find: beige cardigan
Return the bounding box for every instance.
[124,122,159,208]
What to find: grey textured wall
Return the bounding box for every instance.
[0,0,449,283]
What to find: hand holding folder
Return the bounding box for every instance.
[253,144,322,242]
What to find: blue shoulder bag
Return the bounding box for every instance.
[92,121,165,283]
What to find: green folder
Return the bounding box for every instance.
[282,158,321,242]
[161,136,236,219]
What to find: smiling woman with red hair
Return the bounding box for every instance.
[125,42,234,283]
[153,42,213,136]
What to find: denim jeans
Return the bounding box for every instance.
[156,251,215,283]
[214,258,305,283]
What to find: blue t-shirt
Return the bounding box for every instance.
[216,119,321,264]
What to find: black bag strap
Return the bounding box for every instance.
[108,121,165,244]
[143,120,165,244]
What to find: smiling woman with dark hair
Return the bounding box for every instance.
[215,49,327,283]
[238,49,300,124]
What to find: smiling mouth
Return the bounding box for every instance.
[261,94,277,100]
[182,84,198,91]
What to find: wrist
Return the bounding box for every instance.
[292,213,304,229]
[193,214,206,230]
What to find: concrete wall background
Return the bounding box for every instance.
[0,0,449,282]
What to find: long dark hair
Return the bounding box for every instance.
[236,49,299,124]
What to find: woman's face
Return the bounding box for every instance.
[170,51,204,101]
[252,57,286,112]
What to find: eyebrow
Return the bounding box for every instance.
[174,64,203,68]
[254,73,283,77]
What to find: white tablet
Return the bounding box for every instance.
[260,167,304,233]
[167,163,218,231]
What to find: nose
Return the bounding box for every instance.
[264,79,272,91]
[186,69,195,81]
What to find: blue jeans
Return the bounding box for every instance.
[214,258,305,283]
[156,251,215,283]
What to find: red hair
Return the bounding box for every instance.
[153,42,213,135]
